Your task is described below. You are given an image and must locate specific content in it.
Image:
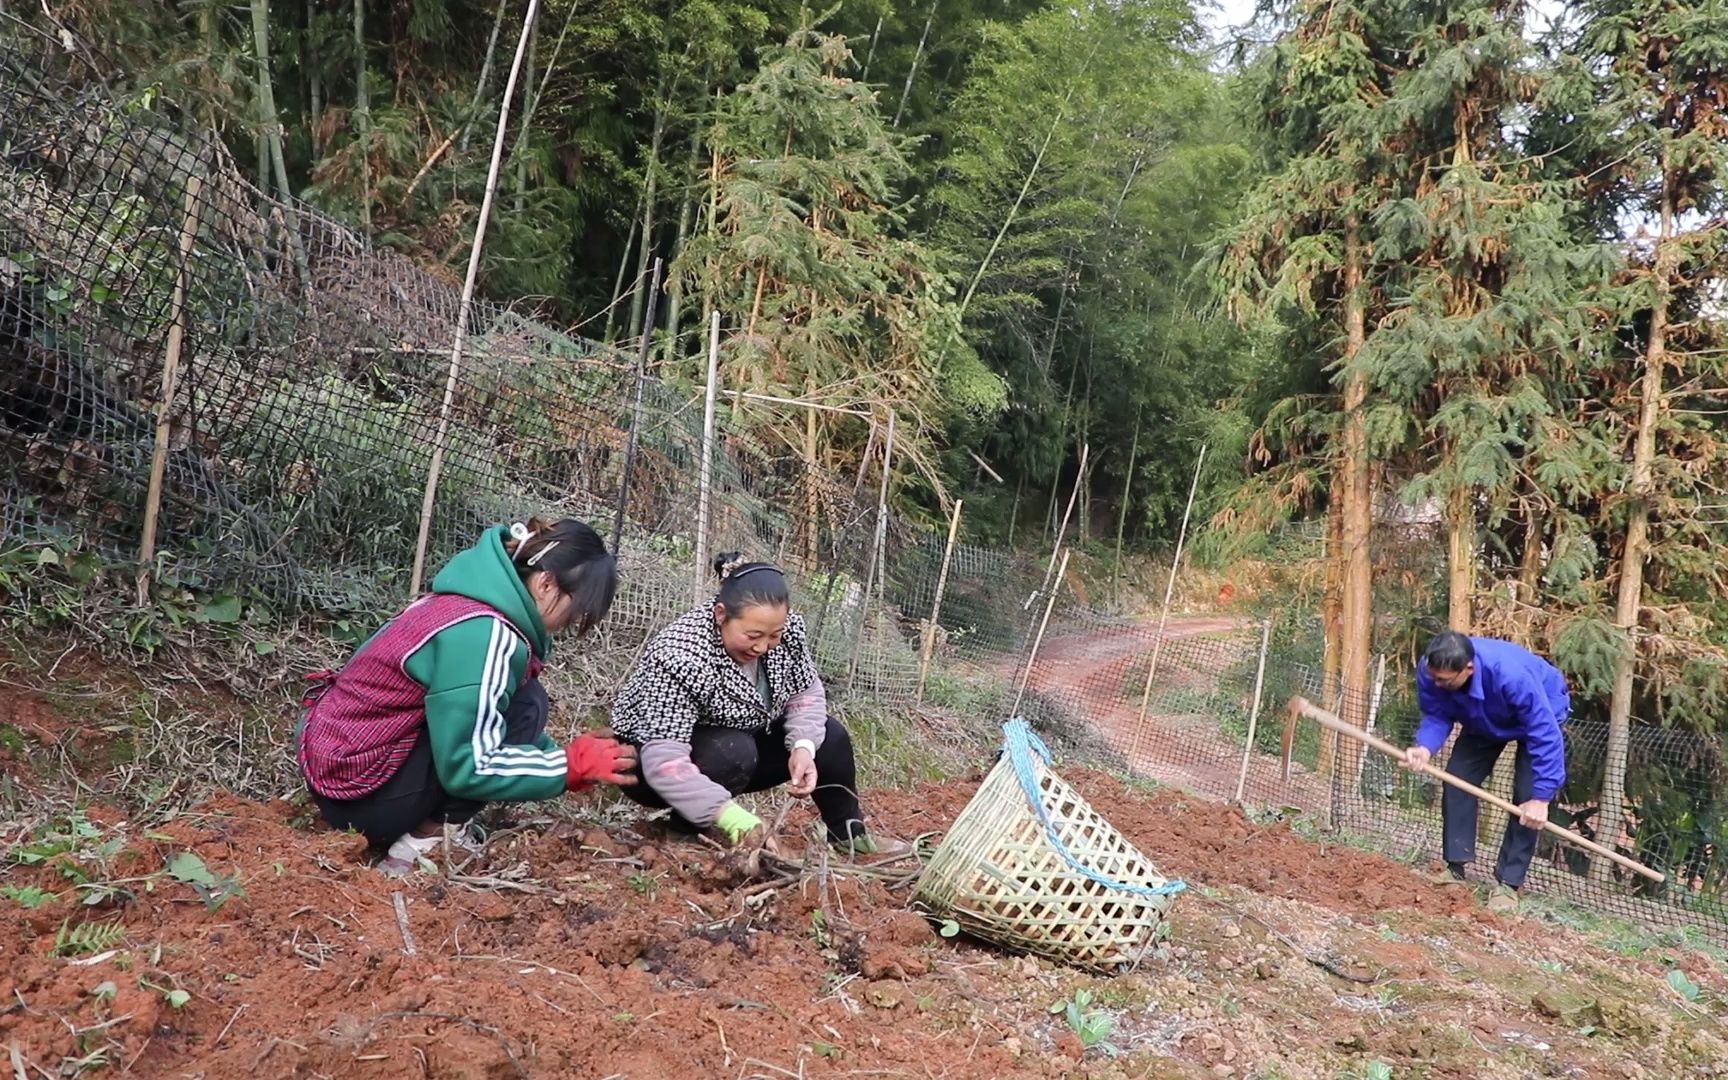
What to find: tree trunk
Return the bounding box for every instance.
[860,16,884,81]
[251,4,290,195]
[514,18,535,212]
[892,0,938,128]
[1446,483,1475,631]
[605,192,645,344]
[460,0,510,154]
[627,83,670,348]
[306,0,322,143]
[1593,165,1674,883]
[1518,500,1544,604]
[662,123,705,364]
[353,0,371,230]
[1336,214,1375,793]
[253,0,311,287]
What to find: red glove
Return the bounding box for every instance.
[565,733,638,792]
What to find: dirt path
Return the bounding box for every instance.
[1008,616,1330,808]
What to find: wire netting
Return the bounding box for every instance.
[4,41,1726,944]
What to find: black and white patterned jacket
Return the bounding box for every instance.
[610,605,821,745]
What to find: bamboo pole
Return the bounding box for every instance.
[915,499,964,704]
[850,410,895,685]
[1011,549,1069,718]
[611,256,664,554]
[1358,652,1389,795]
[1232,617,1274,804]
[693,311,721,603]
[1112,418,1141,605]
[1286,696,1665,884]
[718,389,869,416]
[409,0,541,595]
[137,173,205,605]
[1028,443,1087,611]
[1127,443,1208,764]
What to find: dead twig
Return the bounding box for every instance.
[453,954,609,1007]
[214,1004,247,1048]
[392,892,418,956]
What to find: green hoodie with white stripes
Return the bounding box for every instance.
[406,526,568,802]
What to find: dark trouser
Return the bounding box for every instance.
[311,680,550,848]
[619,716,866,843]
[1443,730,1538,889]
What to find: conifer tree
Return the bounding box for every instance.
[1550,0,1728,881]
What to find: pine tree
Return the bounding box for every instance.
[1220,0,1424,783]
[1552,0,1728,881]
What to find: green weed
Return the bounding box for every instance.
[1052,989,1118,1056]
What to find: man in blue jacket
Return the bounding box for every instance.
[1402,631,1571,911]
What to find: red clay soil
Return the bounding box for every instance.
[4,775,1726,1079]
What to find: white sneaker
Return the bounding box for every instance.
[444,820,489,858]
[378,831,441,877]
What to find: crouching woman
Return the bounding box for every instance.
[611,554,909,856]
[298,518,638,873]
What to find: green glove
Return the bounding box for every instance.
[715,802,763,844]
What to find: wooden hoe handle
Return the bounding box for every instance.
[1285,696,1665,885]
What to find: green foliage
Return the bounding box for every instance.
[2,884,58,909]
[166,851,246,911]
[1052,988,1118,1055]
[51,919,127,957]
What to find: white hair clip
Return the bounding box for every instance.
[510,521,532,544]
[526,540,560,567]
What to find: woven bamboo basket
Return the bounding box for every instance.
[913,721,1183,973]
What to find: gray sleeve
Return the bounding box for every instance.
[639,739,732,827]
[782,674,828,751]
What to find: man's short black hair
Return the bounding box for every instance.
[1424,630,1475,673]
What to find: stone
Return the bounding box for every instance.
[1531,988,1599,1028]
[1597,996,1660,1039]
[1222,924,1241,939]
[579,828,620,858]
[863,981,906,1010]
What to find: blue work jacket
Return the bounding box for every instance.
[1414,636,1571,801]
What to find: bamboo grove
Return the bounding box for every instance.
[6,2,1728,861]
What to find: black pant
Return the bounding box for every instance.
[620,716,866,843]
[311,680,551,847]
[1443,730,1538,889]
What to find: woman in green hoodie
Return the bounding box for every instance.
[298,517,637,873]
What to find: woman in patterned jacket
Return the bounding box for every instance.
[612,553,911,856]
[299,518,639,874]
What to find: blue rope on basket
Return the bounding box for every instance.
[1003,717,1187,898]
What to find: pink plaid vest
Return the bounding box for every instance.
[298,594,541,800]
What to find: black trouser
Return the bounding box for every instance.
[620,716,866,843]
[311,680,551,847]
[1443,730,1538,889]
